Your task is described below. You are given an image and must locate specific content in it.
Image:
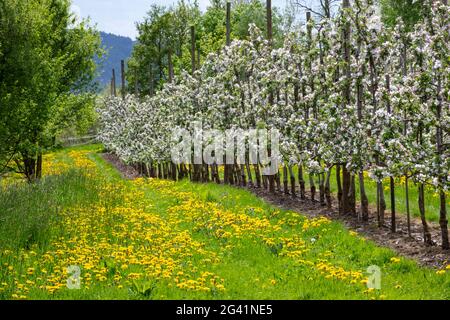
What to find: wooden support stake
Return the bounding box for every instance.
[191,25,196,74]
[149,65,154,96]
[168,49,174,83]
[134,68,138,96]
[306,11,312,40]
[112,68,117,97]
[266,0,273,44]
[121,60,125,99]
[226,2,231,46]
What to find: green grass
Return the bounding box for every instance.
[0,145,448,300]
[273,166,444,222]
[0,144,104,250]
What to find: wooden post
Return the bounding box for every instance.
[121,60,125,99]
[226,2,231,46]
[134,68,138,96]
[168,49,174,83]
[197,46,201,70]
[112,68,117,97]
[306,11,317,202]
[342,0,351,104]
[168,48,176,181]
[191,25,196,74]
[149,65,154,96]
[340,0,353,215]
[385,72,396,232]
[306,11,312,40]
[323,0,331,19]
[266,0,273,43]
[266,0,276,193]
[190,25,200,182]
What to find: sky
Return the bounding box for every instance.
[71,0,291,40]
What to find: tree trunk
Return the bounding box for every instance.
[275,170,281,192]
[336,164,343,214]
[158,163,163,179]
[390,177,396,232]
[405,175,411,237]
[283,165,289,195]
[319,173,326,206]
[234,164,242,185]
[36,153,42,180]
[23,156,36,183]
[418,183,433,245]
[216,164,221,184]
[171,163,177,181]
[439,190,449,249]
[309,173,316,202]
[358,171,369,221]
[376,181,386,227]
[436,74,449,249]
[228,164,235,184]
[289,165,296,197]
[299,164,306,200]
[325,169,332,209]
[246,162,253,187]
[342,166,351,215]
[254,164,261,188]
[240,164,247,186]
[269,174,275,194]
[349,174,356,216]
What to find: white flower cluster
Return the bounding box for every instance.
[97,0,449,191]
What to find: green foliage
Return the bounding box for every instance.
[232,0,282,42]
[380,0,425,30]
[127,0,284,96]
[46,94,98,139]
[130,280,157,298]
[127,1,201,94]
[0,0,102,179]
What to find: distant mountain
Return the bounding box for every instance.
[95,32,135,89]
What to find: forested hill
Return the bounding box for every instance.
[95,32,134,88]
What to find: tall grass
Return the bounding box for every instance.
[0,169,100,251]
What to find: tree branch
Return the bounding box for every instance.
[291,0,326,19]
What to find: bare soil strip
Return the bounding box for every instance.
[249,187,449,269]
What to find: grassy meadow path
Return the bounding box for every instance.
[0,145,449,300]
